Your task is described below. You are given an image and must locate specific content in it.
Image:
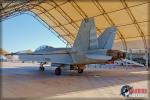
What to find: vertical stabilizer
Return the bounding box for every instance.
[89,19,98,49]
[98,26,117,49]
[73,18,98,51]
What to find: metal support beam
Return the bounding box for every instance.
[121,0,147,49]
[93,0,127,50]
[69,0,101,33]
[28,4,75,42]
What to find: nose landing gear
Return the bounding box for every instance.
[39,62,46,71]
[39,66,45,71]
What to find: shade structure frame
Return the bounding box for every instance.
[1,0,150,50]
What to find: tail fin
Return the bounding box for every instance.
[98,26,117,49]
[73,18,98,51]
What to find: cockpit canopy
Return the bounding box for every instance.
[34,45,54,52]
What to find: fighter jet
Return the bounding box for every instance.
[9,18,125,75]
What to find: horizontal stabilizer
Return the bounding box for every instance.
[122,59,145,67]
[86,54,112,61]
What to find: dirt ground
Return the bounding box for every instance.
[1,62,149,99]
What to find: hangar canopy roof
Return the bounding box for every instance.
[1,0,150,50]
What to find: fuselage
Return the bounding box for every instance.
[19,47,112,65]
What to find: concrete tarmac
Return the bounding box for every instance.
[1,62,149,99]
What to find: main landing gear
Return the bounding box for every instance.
[77,65,85,74]
[55,67,61,75]
[54,65,64,75]
[51,64,86,75]
[39,63,84,75]
[77,68,84,73]
[70,65,85,74]
[39,62,46,71]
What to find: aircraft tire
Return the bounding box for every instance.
[55,67,61,75]
[39,67,45,71]
[78,69,83,73]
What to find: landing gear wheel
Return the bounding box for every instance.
[78,69,83,73]
[55,67,61,75]
[39,66,45,71]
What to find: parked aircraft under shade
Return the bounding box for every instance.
[8,18,126,75]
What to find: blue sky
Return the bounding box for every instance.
[2,13,66,52]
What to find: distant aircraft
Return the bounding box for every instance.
[8,18,125,75]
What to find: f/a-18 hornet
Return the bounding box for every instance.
[12,18,125,75]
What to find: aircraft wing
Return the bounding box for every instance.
[7,52,74,64]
